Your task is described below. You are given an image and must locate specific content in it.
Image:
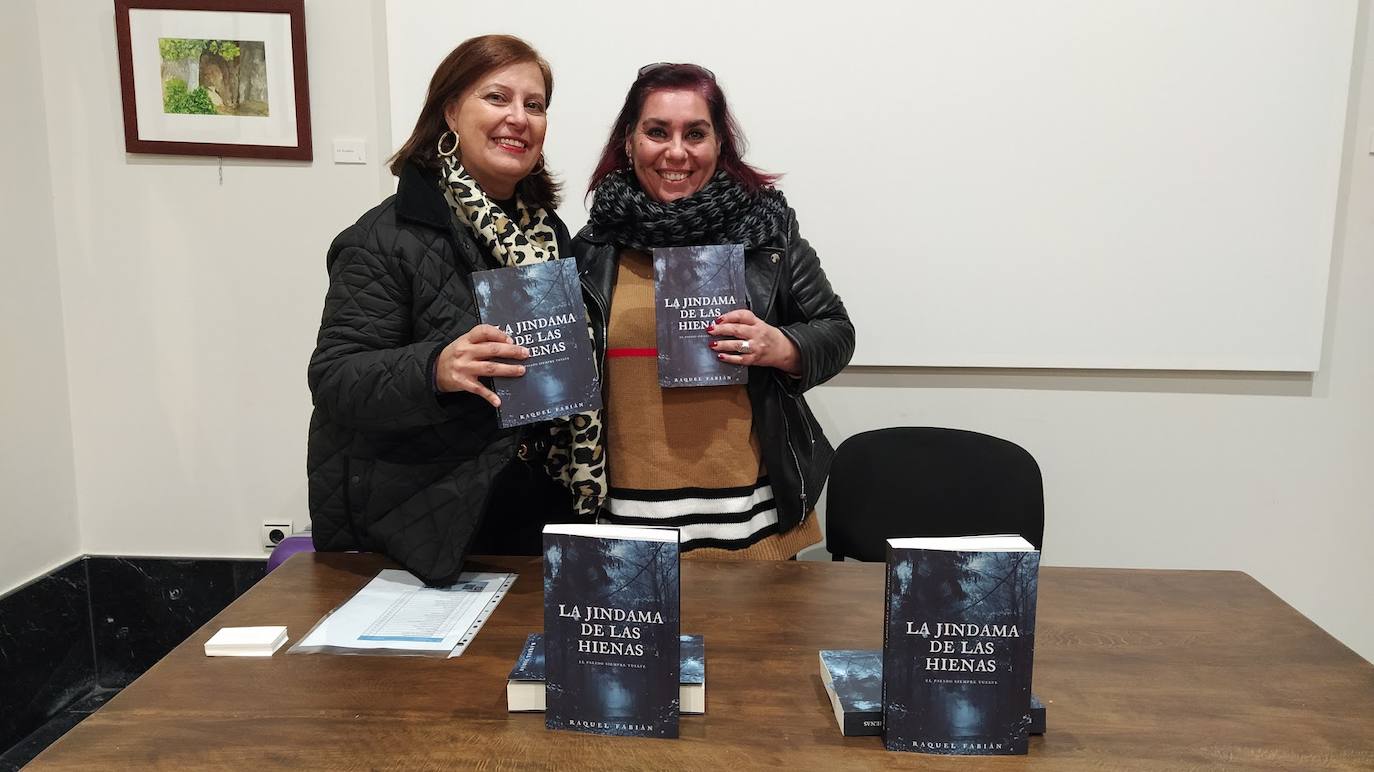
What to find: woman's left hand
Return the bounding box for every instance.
[708,309,802,375]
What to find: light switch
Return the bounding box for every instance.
[333,138,367,165]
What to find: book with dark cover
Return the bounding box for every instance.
[819,650,884,736]
[882,535,1040,755]
[818,649,1047,738]
[471,258,601,428]
[509,630,545,686]
[508,633,705,714]
[1029,694,1046,735]
[653,244,747,388]
[543,524,681,737]
[679,633,705,712]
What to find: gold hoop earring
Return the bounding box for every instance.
[437,130,460,158]
[530,154,545,175]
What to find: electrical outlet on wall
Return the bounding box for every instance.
[262,521,293,550]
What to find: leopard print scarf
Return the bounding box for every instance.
[440,155,606,518]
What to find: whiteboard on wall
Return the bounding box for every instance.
[385,0,1356,370]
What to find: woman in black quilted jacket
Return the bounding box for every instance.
[306,35,599,585]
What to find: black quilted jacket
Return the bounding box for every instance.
[573,207,855,534]
[307,163,572,586]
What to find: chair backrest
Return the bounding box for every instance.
[266,535,315,573]
[825,427,1044,561]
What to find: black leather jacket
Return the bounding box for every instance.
[572,207,855,533]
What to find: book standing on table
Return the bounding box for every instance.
[882,535,1040,755]
[543,523,682,738]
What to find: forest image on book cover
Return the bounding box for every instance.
[653,244,747,388]
[472,259,601,428]
[883,548,1039,754]
[820,649,883,736]
[544,533,681,737]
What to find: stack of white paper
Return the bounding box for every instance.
[293,570,517,658]
[204,626,288,657]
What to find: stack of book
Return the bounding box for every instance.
[508,633,705,713]
[819,649,1046,738]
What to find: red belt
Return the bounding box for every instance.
[607,347,657,358]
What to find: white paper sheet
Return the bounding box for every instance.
[294,569,515,656]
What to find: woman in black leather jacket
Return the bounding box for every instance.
[573,63,854,559]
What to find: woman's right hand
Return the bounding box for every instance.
[435,324,528,407]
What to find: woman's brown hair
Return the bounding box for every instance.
[588,63,777,196]
[388,35,560,208]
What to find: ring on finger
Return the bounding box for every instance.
[738,339,752,355]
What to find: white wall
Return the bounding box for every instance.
[33,0,389,558]
[7,1,1372,663]
[803,1,1374,662]
[387,0,1357,372]
[0,0,81,594]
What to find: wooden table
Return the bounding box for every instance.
[30,554,1374,770]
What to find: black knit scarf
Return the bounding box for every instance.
[588,170,789,250]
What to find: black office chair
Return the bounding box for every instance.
[825,427,1044,561]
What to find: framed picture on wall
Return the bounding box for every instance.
[113,0,312,160]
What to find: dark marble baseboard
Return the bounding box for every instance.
[0,688,117,771]
[0,560,93,757]
[0,556,265,756]
[88,557,265,688]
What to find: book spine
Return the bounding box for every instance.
[880,544,894,738]
[845,711,884,737]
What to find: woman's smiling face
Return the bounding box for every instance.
[626,89,720,203]
[445,60,547,199]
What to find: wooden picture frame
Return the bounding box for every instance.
[113,0,312,160]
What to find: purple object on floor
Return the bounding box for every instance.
[266,535,315,573]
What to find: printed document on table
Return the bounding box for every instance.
[292,569,515,657]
